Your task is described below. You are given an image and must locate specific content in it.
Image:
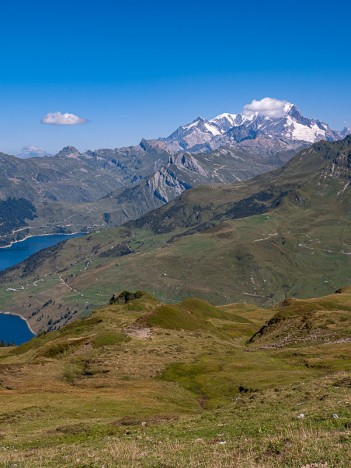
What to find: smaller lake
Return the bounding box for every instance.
[0,313,35,345]
[0,233,85,272]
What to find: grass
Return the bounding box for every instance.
[92,332,130,348]
[248,289,351,348]
[137,303,216,332]
[0,375,350,466]
[0,289,350,465]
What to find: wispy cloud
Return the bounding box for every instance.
[17,145,49,159]
[243,98,292,118]
[41,112,87,125]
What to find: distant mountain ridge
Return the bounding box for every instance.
[0,141,172,245]
[17,98,350,161]
[0,141,289,245]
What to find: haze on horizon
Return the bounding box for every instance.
[1,0,350,155]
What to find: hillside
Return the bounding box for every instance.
[0,289,350,466]
[0,144,283,246]
[248,286,351,349]
[0,136,350,333]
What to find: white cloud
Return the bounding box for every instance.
[41,112,87,125]
[243,97,293,118]
[22,145,45,153]
[17,145,49,159]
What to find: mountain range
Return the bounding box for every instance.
[1,100,349,246]
[161,99,350,153]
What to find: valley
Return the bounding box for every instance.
[0,144,282,247]
[0,137,349,335]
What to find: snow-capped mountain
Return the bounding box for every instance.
[161,98,349,154]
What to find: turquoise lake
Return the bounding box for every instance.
[0,233,85,344]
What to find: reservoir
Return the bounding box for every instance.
[0,232,85,344]
[0,233,85,272]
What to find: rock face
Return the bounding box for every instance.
[97,144,284,228]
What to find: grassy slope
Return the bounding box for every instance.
[0,289,350,466]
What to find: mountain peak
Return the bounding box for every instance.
[286,104,302,118]
[340,127,351,138]
[182,116,206,128]
[55,146,81,159]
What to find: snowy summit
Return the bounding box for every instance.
[161,98,349,153]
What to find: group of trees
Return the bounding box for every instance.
[0,197,37,236]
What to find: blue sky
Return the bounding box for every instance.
[1,0,350,154]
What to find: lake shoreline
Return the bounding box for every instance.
[0,312,36,336]
[0,231,88,250]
